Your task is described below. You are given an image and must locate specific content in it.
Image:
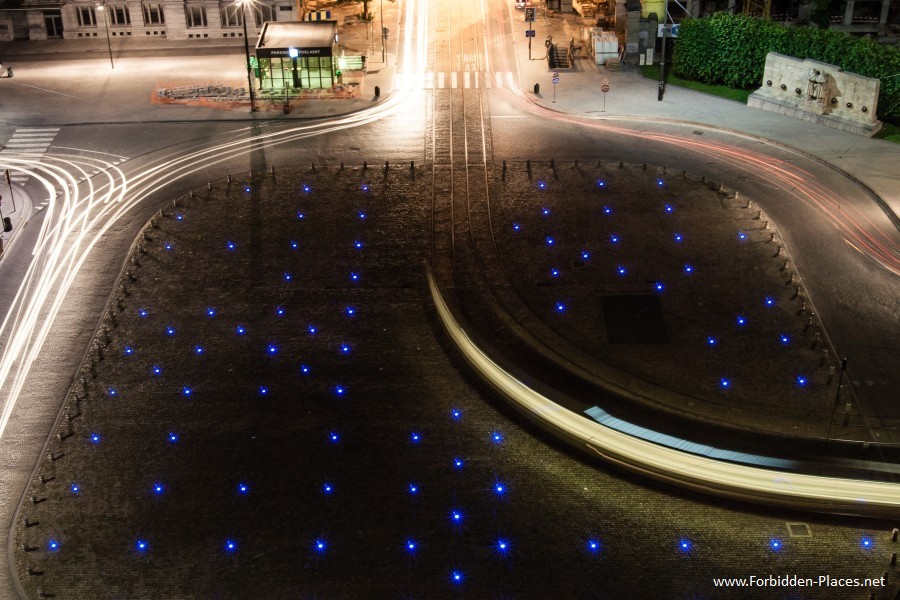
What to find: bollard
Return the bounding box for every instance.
[550,159,555,168]
[735,191,740,199]
[374,85,381,97]
[619,161,624,169]
[526,159,531,174]
[340,163,344,170]
[23,544,38,552]
[682,169,686,177]
[663,165,667,174]
[27,568,44,577]
[39,475,54,484]
[227,174,232,183]
[24,518,39,528]
[891,552,896,566]
[207,182,212,190]
[385,160,389,172]
[410,160,415,172]
[312,163,316,171]
[892,528,898,542]
[189,190,194,198]
[642,163,646,171]
[363,161,368,171]
[31,496,47,505]
[271,166,275,175]
[534,83,540,94]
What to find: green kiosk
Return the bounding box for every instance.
[255,21,339,91]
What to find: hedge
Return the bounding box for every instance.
[672,13,900,123]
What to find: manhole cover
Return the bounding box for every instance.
[600,294,669,344]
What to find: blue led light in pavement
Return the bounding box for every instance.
[587,539,600,553]
[545,236,555,246]
[491,431,503,444]
[350,272,360,282]
[323,483,333,494]
[796,375,808,387]
[345,305,356,317]
[770,539,782,551]
[679,539,692,552]
[597,179,606,188]
[861,537,873,549]
[297,211,305,220]
[537,180,547,190]
[720,378,730,389]
[283,273,293,282]
[664,204,674,213]
[124,346,134,356]
[290,240,299,249]
[736,315,746,326]
[267,343,278,355]
[408,483,418,495]
[314,539,326,554]
[494,481,506,495]
[451,408,462,420]
[194,345,204,355]
[497,539,509,554]
[164,242,173,251]
[354,240,363,250]
[90,433,101,444]
[70,483,80,494]
[617,265,627,276]
[152,482,164,495]
[48,540,60,551]
[581,249,590,260]
[259,386,269,396]
[152,365,162,376]
[275,306,285,316]
[603,205,612,215]
[706,336,716,346]
[340,342,351,354]
[684,264,693,274]
[168,432,178,443]
[550,267,560,277]
[206,307,216,317]
[182,386,192,397]
[358,210,367,220]
[541,207,551,216]
[175,214,184,221]
[406,539,417,553]
[243,184,251,193]
[226,241,236,251]
[139,308,149,318]
[453,457,464,469]
[329,432,340,442]
[361,183,369,192]
[307,324,317,335]
[451,571,463,585]
[738,231,747,241]
[411,432,421,443]
[166,325,176,336]
[225,539,237,553]
[512,222,521,231]
[300,364,311,375]
[238,483,249,495]
[451,510,463,523]
[610,234,619,244]
[334,385,345,396]
[780,334,790,345]
[655,281,665,292]
[555,302,565,313]
[674,233,683,242]
[657,178,665,187]
[764,296,775,306]
[107,387,118,397]
[135,539,148,552]
[236,325,246,335]
[302,184,311,194]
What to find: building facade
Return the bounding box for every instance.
[0,0,302,42]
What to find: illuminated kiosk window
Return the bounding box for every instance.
[255,21,337,91]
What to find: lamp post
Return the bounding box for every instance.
[96,3,114,69]
[239,0,257,112]
[657,0,668,101]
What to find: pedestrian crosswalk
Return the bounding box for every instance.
[1,127,60,183]
[393,71,516,90]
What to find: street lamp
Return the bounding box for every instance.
[238,0,257,112]
[95,2,114,69]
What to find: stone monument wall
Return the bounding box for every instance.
[748,52,882,137]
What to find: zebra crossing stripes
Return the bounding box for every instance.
[1,127,60,183]
[394,72,514,90]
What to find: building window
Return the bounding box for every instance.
[221,4,243,27]
[142,3,165,25]
[77,6,97,27]
[109,5,131,26]
[253,4,275,26]
[185,5,207,27]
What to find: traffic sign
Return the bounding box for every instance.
[601,80,610,93]
[525,29,535,37]
[552,75,560,84]
[524,7,536,21]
